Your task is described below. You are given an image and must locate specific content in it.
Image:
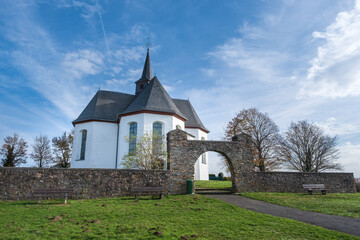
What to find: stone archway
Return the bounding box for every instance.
[166,129,254,194]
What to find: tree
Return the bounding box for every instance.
[122,132,167,170]
[224,108,282,171]
[52,131,73,168]
[30,134,54,168]
[0,133,28,167]
[277,120,342,172]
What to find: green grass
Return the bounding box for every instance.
[195,180,232,189]
[240,192,360,218]
[0,195,358,239]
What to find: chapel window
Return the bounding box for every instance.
[153,122,163,154]
[80,130,87,160]
[129,122,137,155]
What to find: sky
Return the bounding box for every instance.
[0,0,359,177]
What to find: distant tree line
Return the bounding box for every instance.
[223,108,342,173]
[0,131,73,168]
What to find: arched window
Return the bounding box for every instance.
[153,122,163,154]
[80,130,87,160]
[201,137,206,164]
[129,122,137,155]
[153,122,162,136]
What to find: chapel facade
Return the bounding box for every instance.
[70,50,209,180]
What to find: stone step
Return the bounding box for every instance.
[195,190,233,195]
[195,188,232,191]
[194,188,233,195]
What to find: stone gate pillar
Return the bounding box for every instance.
[227,133,254,193]
[167,129,194,194]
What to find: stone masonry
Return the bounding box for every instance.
[0,168,170,201]
[0,129,356,200]
[167,129,254,194]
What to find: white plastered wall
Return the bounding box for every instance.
[117,113,185,169]
[185,128,209,180]
[71,121,118,168]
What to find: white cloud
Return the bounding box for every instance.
[112,46,144,64]
[317,117,360,137]
[57,0,98,19]
[163,85,174,92]
[105,78,129,87]
[0,1,153,123]
[338,142,360,177]
[62,49,104,78]
[300,0,360,98]
[208,38,288,84]
[200,68,215,77]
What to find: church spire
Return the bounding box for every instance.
[135,49,153,95]
[141,48,152,80]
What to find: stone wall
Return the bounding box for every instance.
[0,168,170,201]
[241,172,356,193]
[0,129,356,201]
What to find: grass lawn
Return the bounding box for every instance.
[240,192,360,218]
[0,195,358,239]
[195,180,232,189]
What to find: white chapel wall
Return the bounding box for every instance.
[117,113,185,169]
[71,121,117,168]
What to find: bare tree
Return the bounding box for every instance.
[277,120,342,172]
[224,108,282,171]
[0,133,28,167]
[122,132,167,170]
[52,131,73,168]
[30,134,54,168]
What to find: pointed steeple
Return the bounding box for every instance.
[141,49,152,80]
[135,49,152,95]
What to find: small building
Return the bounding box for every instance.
[70,50,209,180]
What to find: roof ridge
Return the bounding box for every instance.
[98,90,134,96]
[172,98,189,101]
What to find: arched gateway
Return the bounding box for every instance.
[167,129,254,194]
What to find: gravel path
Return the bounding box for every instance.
[207,194,360,237]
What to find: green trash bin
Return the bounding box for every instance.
[186,179,194,194]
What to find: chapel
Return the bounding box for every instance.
[70,49,209,180]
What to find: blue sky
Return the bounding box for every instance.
[0,0,359,177]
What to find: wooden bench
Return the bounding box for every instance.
[33,188,74,204]
[131,187,164,200]
[302,184,326,195]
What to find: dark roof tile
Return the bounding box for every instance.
[121,76,186,119]
[73,90,135,124]
[173,99,208,131]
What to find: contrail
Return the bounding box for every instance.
[95,0,110,55]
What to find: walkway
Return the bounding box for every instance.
[207,195,360,237]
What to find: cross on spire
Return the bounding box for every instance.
[146,37,152,50]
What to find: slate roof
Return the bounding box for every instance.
[173,99,208,131]
[121,76,186,120]
[73,90,135,123]
[73,85,207,131]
